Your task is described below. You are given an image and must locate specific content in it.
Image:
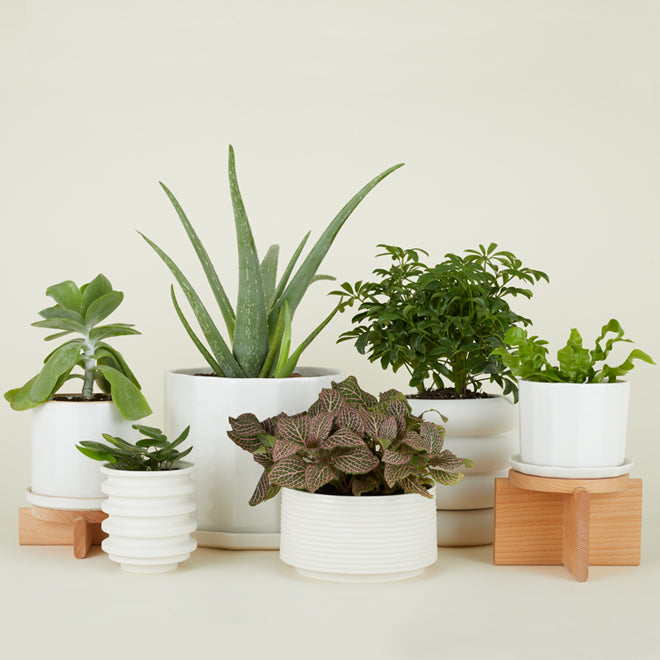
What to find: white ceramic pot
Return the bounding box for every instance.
[29,399,137,510]
[101,463,197,574]
[407,395,517,546]
[164,367,342,548]
[518,380,630,467]
[280,487,437,582]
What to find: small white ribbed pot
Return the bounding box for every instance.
[519,380,630,467]
[101,463,197,574]
[280,488,437,583]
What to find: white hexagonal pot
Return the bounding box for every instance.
[100,462,197,574]
[279,487,438,582]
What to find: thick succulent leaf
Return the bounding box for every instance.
[170,287,224,375]
[430,469,465,486]
[228,145,269,377]
[269,162,404,327]
[249,469,274,506]
[159,181,236,339]
[336,405,365,434]
[382,449,411,465]
[420,421,445,454]
[319,428,366,450]
[38,305,84,324]
[305,463,337,493]
[32,317,86,334]
[83,291,123,327]
[30,342,82,402]
[260,244,279,312]
[229,413,264,440]
[384,462,416,488]
[95,365,152,420]
[273,437,303,461]
[140,231,245,377]
[46,280,82,311]
[81,274,113,313]
[332,447,379,475]
[44,330,74,342]
[95,344,140,387]
[276,414,310,445]
[89,324,140,342]
[269,455,307,489]
[5,376,41,410]
[351,474,380,496]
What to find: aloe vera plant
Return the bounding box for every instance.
[141,146,403,378]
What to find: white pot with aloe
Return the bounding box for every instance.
[142,145,403,548]
[5,275,152,509]
[77,424,197,573]
[494,320,654,470]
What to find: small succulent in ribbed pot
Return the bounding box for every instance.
[228,375,473,505]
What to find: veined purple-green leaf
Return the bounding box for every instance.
[228,145,269,378]
[229,413,265,440]
[269,455,307,489]
[273,437,303,461]
[140,231,245,378]
[430,469,464,486]
[276,414,310,445]
[333,447,379,475]
[319,428,366,450]
[159,181,236,340]
[249,470,273,506]
[305,464,337,493]
[384,461,415,488]
[420,421,444,454]
[30,342,82,403]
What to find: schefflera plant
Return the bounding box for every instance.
[228,376,473,505]
[4,274,151,420]
[141,146,403,378]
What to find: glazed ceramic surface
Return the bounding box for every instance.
[101,463,197,573]
[165,367,341,547]
[279,488,437,582]
[518,380,630,467]
[31,399,136,507]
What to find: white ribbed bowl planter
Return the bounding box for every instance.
[100,463,197,574]
[279,488,438,583]
[165,367,341,549]
[408,396,517,546]
[29,399,137,510]
[519,380,630,467]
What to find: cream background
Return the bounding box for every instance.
[1,2,659,658]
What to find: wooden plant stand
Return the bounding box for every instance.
[19,507,108,559]
[493,469,642,582]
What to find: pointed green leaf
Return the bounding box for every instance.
[273,300,292,377]
[260,244,279,312]
[270,231,310,315]
[30,342,82,402]
[259,305,284,378]
[159,182,236,339]
[96,365,152,420]
[81,274,113,314]
[84,291,123,327]
[46,280,82,312]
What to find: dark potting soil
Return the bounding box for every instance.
[194,373,302,378]
[50,393,113,402]
[407,388,493,401]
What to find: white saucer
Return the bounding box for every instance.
[26,488,106,510]
[508,455,634,479]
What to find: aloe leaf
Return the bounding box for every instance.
[273,301,292,377]
[259,305,285,378]
[270,231,310,315]
[30,342,82,403]
[140,232,245,377]
[228,145,269,377]
[310,274,336,284]
[46,280,82,311]
[84,291,124,327]
[170,286,224,376]
[260,244,280,312]
[159,182,236,340]
[96,365,152,420]
[277,304,340,378]
[81,274,113,314]
[269,162,404,328]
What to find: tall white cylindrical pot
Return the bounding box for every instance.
[101,463,197,574]
[518,380,630,467]
[29,399,137,510]
[408,396,518,546]
[164,367,342,548]
[280,488,438,582]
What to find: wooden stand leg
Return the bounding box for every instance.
[563,487,590,582]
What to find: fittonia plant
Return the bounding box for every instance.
[141,146,403,379]
[4,274,151,420]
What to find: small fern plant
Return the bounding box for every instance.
[227,375,473,505]
[77,425,192,471]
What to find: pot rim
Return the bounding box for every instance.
[167,366,342,382]
[283,486,436,502]
[519,378,629,387]
[101,461,195,476]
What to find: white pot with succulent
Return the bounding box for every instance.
[333,243,548,545]
[494,321,654,472]
[142,145,403,548]
[77,424,197,573]
[228,377,471,582]
[5,275,152,510]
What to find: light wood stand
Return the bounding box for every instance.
[19,507,108,558]
[494,469,642,581]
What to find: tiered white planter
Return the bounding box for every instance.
[408,396,517,546]
[518,380,630,468]
[28,399,136,510]
[100,463,197,574]
[165,367,341,548]
[280,488,437,582]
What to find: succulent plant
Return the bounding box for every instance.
[77,424,192,471]
[141,146,403,379]
[4,274,151,420]
[228,376,473,505]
